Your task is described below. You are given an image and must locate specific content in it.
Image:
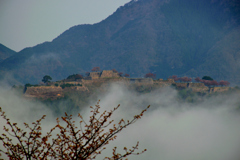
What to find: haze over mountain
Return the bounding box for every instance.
[0,0,240,85]
[0,44,16,62]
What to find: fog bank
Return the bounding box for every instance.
[1,83,240,160]
[91,84,240,160]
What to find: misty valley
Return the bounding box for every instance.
[11,70,240,117]
[1,72,240,159]
[1,0,240,159]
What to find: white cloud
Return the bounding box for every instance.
[1,82,240,160]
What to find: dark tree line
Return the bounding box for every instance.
[169,75,192,82]
[195,77,230,87]
[144,73,156,79]
[169,75,230,87]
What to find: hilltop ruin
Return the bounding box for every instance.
[23,70,231,100]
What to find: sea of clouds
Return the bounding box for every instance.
[1,82,240,160]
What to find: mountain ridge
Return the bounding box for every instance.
[0,0,239,85]
[0,44,16,62]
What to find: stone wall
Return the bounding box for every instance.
[87,70,120,79]
[25,86,63,99]
[100,70,120,78]
[81,78,125,85]
[154,78,175,86]
[156,78,175,83]
[174,82,209,92]
[25,84,89,100]
[175,83,188,88]
[59,82,82,85]
[189,83,209,92]
[24,79,231,100]
[166,78,175,83]
[188,83,205,88]
[89,72,100,79]
[153,81,173,87]
[128,78,153,84]
[212,87,230,92]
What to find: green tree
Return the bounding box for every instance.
[42,75,52,83]
[144,73,156,79]
[66,74,83,81]
[202,76,213,81]
[91,67,101,72]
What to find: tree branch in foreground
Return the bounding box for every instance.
[0,101,150,159]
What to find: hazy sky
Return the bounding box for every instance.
[0,0,131,52]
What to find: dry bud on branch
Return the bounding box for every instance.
[0,101,149,159]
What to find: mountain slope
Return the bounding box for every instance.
[0,44,16,62]
[0,0,240,84]
[186,26,240,85]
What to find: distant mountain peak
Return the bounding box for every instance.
[0,0,240,85]
[127,0,139,5]
[0,44,16,62]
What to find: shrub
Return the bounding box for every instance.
[66,74,83,81]
[202,76,213,81]
[144,73,156,79]
[60,83,75,89]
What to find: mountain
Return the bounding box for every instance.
[0,0,240,85]
[0,44,16,62]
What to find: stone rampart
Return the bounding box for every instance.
[100,70,120,78]
[174,82,209,92]
[89,72,100,79]
[25,86,63,99]
[127,78,153,84]
[213,87,230,92]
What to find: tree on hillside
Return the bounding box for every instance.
[118,72,123,77]
[178,77,192,82]
[75,74,83,80]
[0,101,149,159]
[219,80,230,86]
[170,76,192,82]
[196,77,222,87]
[66,74,83,81]
[169,75,179,81]
[144,73,156,79]
[202,76,213,81]
[42,75,52,83]
[202,80,218,87]
[194,77,203,82]
[91,67,101,72]
[112,69,118,73]
[124,73,130,77]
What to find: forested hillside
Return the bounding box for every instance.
[0,0,239,85]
